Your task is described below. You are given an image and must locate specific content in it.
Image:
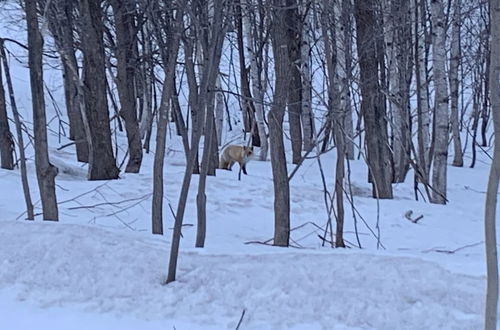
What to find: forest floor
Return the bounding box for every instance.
[0,141,496,329]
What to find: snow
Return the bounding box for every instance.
[0,221,486,329]
[0,143,495,329]
[0,2,498,328]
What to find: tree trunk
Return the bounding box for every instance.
[26,0,59,220]
[286,1,303,165]
[80,0,120,180]
[111,0,143,173]
[0,41,34,220]
[47,0,89,163]
[243,0,268,160]
[150,0,186,235]
[449,0,463,167]
[341,0,355,160]
[322,0,346,247]
[0,56,14,170]
[430,0,449,204]
[354,0,393,199]
[386,0,412,183]
[236,1,260,147]
[215,75,224,146]
[300,0,314,152]
[415,0,431,179]
[484,1,500,328]
[270,0,291,247]
[167,0,225,283]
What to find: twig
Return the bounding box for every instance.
[235,309,246,330]
[58,182,110,205]
[422,241,484,254]
[67,194,152,210]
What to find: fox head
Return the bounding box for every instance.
[243,146,253,158]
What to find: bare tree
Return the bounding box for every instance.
[166,0,226,283]
[195,0,229,247]
[243,0,269,160]
[415,0,431,180]
[0,54,13,170]
[299,0,314,152]
[354,0,393,199]
[449,0,464,167]
[430,0,449,204]
[484,0,500,328]
[321,0,346,247]
[286,0,303,165]
[26,0,59,220]
[110,0,143,173]
[269,0,292,246]
[0,41,34,220]
[47,0,89,163]
[79,0,120,180]
[150,0,186,235]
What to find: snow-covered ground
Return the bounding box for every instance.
[0,3,498,328]
[0,141,496,329]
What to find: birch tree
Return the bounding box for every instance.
[299,0,314,152]
[243,0,268,160]
[415,0,431,179]
[430,0,449,204]
[449,0,464,167]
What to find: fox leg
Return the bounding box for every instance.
[241,163,248,175]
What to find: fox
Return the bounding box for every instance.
[219,145,254,175]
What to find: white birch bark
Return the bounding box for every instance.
[430,0,449,204]
[341,0,355,159]
[300,0,314,151]
[416,0,431,174]
[215,75,224,146]
[449,0,463,167]
[243,0,268,160]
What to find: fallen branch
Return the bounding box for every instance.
[404,210,424,223]
[235,309,246,330]
[422,241,484,254]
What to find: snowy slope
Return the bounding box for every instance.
[0,142,496,329]
[0,221,486,329]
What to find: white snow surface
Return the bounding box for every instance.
[0,145,495,329]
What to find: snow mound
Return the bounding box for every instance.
[0,221,485,329]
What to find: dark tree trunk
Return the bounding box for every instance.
[26,0,59,220]
[354,0,393,199]
[270,0,292,247]
[111,0,143,173]
[79,0,119,180]
[47,0,89,163]
[0,41,34,220]
[0,57,14,170]
[286,1,302,165]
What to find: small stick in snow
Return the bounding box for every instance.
[404,210,424,223]
[235,309,246,330]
